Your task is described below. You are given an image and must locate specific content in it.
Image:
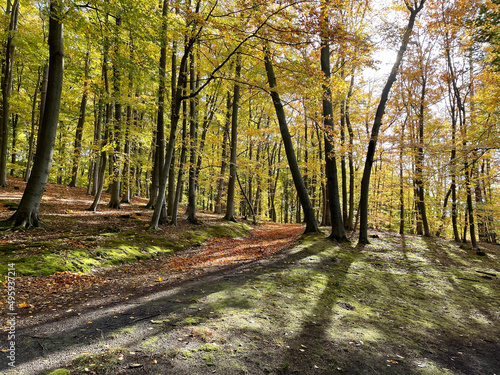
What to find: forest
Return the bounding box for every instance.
[0,0,500,374]
[0,0,497,245]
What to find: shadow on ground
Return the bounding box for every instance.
[4,231,500,375]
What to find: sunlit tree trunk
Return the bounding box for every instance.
[7,0,63,227]
[320,7,347,241]
[358,1,425,244]
[224,54,241,222]
[215,90,231,214]
[187,48,200,224]
[263,45,319,233]
[108,17,122,209]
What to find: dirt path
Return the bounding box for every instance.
[2,223,304,374]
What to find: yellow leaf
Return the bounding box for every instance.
[158,277,162,282]
[18,302,29,308]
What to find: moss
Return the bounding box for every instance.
[120,326,136,335]
[72,348,125,375]
[0,218,253,280]
[182,316,206,325]
[45,370,71,375]
[182,350,193,358]
[199,343,221,352]
[203,353,216,366]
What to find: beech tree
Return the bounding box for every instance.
[358,0,426,244]
[7,0,63,227]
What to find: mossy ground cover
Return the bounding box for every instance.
[1,179,498,374]
[32,230,499,375]
[0,179,251,281]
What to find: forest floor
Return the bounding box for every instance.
[0,177,499,375]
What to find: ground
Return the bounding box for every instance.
[0,178,499,375]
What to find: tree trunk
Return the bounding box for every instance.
[166,40,178,216]
[187,48,200,224]
[345,74,356,231]
[150,35,195,229]
[223,54,241,222]
[25,67,42,181]
[89,31,112,212]
[108,17,122,209]
[320,12,347,241]
[0,0,19,186]
[416,74,430,236]
[215,90,231,214]
[359,1,425,244]
[171,86,188,226]
[8,0,63,227]
[69,51,90,187]
[263,45,319,233]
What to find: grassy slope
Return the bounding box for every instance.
[55,231,499,375]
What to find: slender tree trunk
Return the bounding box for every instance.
[89,30,111,212]
[263,45,318,233]
[25,67,41,181]
[399,117,407,235]
[10,113,17,176]
[187,48,200,223]
[215,90,231,214]
[150,35,195,229]
[359,1,425,244]
[90,97,103,196]
[69,51,90,187]
[346,74,355,231]
[224,54,241,222]
[416,75,430,236]
[121,103,132,203]
[320,11,347,241]
[108,17,122,209]
[171,86,188,226]
[196,93,218,180]
[8,0,63,227]
[0,0,19,186]
[166,4,179,216]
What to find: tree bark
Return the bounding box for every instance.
[8,0,63,227]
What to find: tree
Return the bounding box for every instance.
[358,0,426,244]
[0,0,20,187]
[69,51,90,187]
[320,1,347,241]
[223,54,241,222]
[263,44,319,234]
[7,0,63,227]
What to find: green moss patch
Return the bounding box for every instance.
[0,220,252,280]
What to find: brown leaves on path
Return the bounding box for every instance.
[1,221,304,329]
[167,222,304,271]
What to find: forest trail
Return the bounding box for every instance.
[2,221,305,375]
[1,179,499,374]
